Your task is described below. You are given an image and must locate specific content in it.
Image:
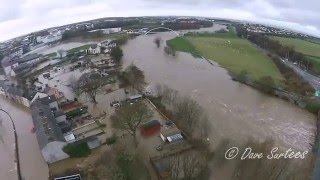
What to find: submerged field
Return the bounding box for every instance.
[168,33,284,82]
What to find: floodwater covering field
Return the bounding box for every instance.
[121,25,316,151]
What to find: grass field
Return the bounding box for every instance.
[45,52,57,58]
[271,36,320,75]
[271,36,320,58]
[168,33,284,82]
[67,44,91,54]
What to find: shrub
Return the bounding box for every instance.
[106,135,117,145]
[63,142,91,158]
[306,101,320,114]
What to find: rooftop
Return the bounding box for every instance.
[18,54,41,63]
[31,99,65,150]
[160,126,181,138]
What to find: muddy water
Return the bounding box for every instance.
[0,97,49,180]
[121,30,316,151]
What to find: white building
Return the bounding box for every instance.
[102,27,121,34]
[86,44,101,54]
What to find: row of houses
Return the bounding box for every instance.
[1,53,42,77]
[0,79,103,164]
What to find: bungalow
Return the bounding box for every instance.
[86,44,101,55]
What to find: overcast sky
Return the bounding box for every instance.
[1,0,320,41]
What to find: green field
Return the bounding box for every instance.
[67,44,91,54]
[271,36,320,74]
[271,36,320,58]
[45,52,57,58]
[168,34,284,82]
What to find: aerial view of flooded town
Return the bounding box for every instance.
[1,1,320,180]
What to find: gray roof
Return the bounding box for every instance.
[7,85,24,97]
[1,56,19,67]
[89,44,98,49]
[31,99,65,150]
[12,63,33,75]
[54,110,65,117]
[40,95,57,104]
[18,54,41,63]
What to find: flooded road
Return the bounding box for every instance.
[0,97,49,180]
[122,29,316,151]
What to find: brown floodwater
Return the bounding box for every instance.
[121,27,316,151]
[0,24,316,179]
[0,97,49,180]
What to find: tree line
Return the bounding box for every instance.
[235,25,311,72]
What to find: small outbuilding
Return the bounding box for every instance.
[140,120,161,137]
[160,126,183,143]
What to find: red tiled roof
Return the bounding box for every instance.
[61,102,81,111]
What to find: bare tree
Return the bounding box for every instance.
[173,96,203,135]
[169,154,182,180]
[76,73,106,103]
[155,84,178,105]
[57,49,66,59]
[68,75,78,93]
[169,151,207,180]
[119,63,146,92]
[154,37,161,48]
[111,102,153,146]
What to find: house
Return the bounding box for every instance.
[11,63,33,77]
[1,56,19,76]
[0,80,10,96]
[160,126,183,143]
[140,120,161,137]
[31,99,69,164]
[40,95,59,111]
[54,110,67,124]
[44,87,66,103]
[9,47,23,57]
[0,82,37,107]
[86,44,101,54]
[102,27,121,34]
[18,54,41,64]
[60,101,82,113]
[100,40,117,49]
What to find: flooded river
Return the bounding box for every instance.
[0,24,316,179]
[121,27,316,151]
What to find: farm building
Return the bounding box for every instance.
[140,120,161,137]
[160,126,183,143]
